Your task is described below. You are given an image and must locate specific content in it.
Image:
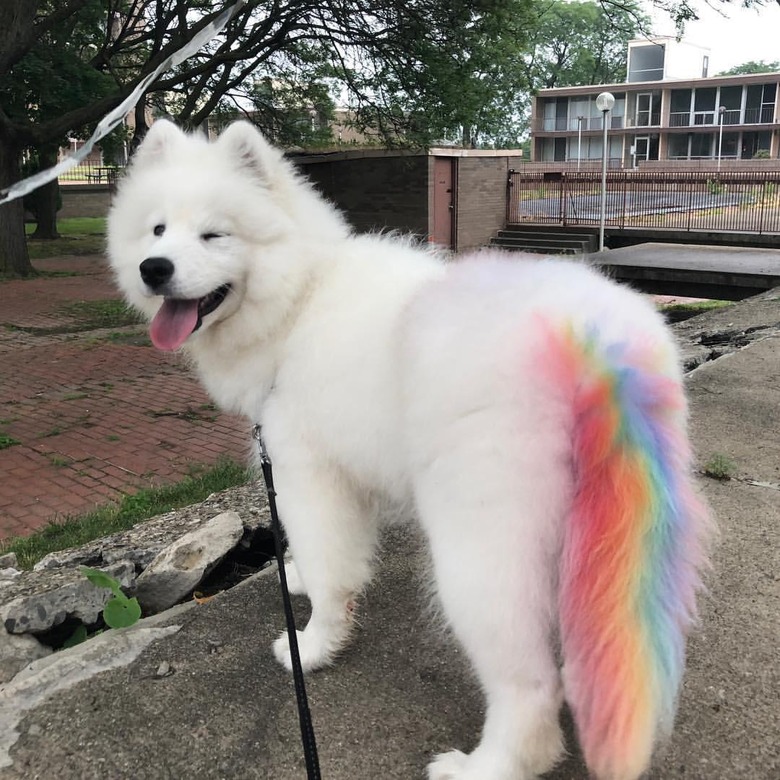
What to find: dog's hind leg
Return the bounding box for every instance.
[269,457,378,672]
[415,419,570,780]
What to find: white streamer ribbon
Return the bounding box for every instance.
[0,0,246,204]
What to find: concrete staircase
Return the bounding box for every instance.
[490,226,598,255]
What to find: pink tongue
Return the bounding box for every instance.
[149,298,199,351]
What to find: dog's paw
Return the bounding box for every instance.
[272,627,341,672]
[281,561,306,595]
[427,750,468,780]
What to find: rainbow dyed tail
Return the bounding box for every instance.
[550,328,710,780]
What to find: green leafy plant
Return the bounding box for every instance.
[62,567,142,648]
[703,453,735,481]
[81,566,142,628]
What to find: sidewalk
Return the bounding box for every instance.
[0,255,247,539]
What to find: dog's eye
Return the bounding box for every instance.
[153,224,165,236]
[201,232,223,241]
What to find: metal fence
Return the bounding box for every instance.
[507,170,780,235]
[58,161,123,184]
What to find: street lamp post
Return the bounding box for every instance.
[717,105,726,172]
[596,92,615,252]
[577,116,585,171]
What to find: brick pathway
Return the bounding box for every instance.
[0,255,247,540]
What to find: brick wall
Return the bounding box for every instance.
[295,154,429,238]
[455,157,513,252]
[59,185,112,219]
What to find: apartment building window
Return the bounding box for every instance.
[635,92,661,126]
[719,86,742,125]
[670,89,692,127]
[555,99,569,131]
[668,134,690,159]
[720,132,740,158]
[628,44,665,82]
[742,131,772,158]
[702,55,709,78]
[691,133,715,158]
[745,84,776,124]
[694,88,717,125]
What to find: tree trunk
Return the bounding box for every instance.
[0,136,35,278]
[30,145,60,239]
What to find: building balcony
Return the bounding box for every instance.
[669,107,776,128]
[534,115,626,133]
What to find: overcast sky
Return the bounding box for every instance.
[647,1,780,73]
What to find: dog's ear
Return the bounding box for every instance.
[132,120,183,166]
[216,121,283,185]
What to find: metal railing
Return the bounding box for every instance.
[668,107,775,128]
[58,161,124,184]
[507,170,780,235]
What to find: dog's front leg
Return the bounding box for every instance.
[268,457,377,672]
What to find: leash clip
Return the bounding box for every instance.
[252,423,271,465]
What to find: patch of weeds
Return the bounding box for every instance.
[63,391,89,401]
[49,454,72,468]
[660,299,733,323]
[60,300,142,331]
[102,330,150,346]
[0,458,250,569]
[0,433,20,450]
[703,453,735,481]
[106,434,121,442]
[41,427,62,438]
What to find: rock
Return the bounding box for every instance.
[0,553,19,570]
[672,287,780,373]
[134,512,244,614]
[33,483,267,573]
[0,561,135,635]
[0,632,52,683]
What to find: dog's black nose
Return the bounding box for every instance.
[140,257,174,289]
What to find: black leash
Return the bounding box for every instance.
[253,424,321,780]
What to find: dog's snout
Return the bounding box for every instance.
[140,257,174,289]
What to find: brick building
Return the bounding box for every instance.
[294,148,523,251]
[530,37,780,167]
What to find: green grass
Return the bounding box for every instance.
[26,217,106,259]
[0,458,251,570]
[6,299,142,336]
[62,300,142,330]
[0,433,20,450]
[659,300,734,323]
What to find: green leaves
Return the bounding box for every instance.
[81,566,123,595]
[103,596,142,629]
[81,566,142,630]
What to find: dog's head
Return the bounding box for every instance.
[108,120,338,351]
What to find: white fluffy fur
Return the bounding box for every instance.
[108,121,682,780]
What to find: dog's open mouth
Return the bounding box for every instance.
[149,284,231,351]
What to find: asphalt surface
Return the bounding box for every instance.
[1,290,778,780]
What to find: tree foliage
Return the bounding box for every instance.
[523,0,650,91]
[0,0,527,275]
[718,59,780,75]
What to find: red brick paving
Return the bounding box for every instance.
[0,255,247,540]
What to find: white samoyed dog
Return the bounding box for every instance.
[108,121,710,780]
